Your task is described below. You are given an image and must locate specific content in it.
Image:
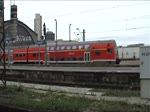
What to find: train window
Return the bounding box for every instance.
[33,53,36,57]
[85,44,89,49]
[50,57,54,61]
[61,46,65,50]
[57,46,60,50]
[16,54,18,57]
[73,56,76,61]
[95,50,100,56]
[19,54,22,57]
[56,57,59,61]
[66,46,71,50]
[66,56,70,61]
[61,57,65,61]
[78,56,83,61]
[78,45,83,49]
[72,45,77,50]
[23,54,25,57]
[50,46,54,51]
[107,48,112,54]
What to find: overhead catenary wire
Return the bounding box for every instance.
[8,1,150,24]
[4,1,150,41]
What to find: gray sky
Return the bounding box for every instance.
[4,0,150,46]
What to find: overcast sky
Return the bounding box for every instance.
[4,0,150,46]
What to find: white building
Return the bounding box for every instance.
[117,44,144,60]
[34,13,42,41]
[118,47,140,60]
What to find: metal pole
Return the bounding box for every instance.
[43,23,47,66]
[54,19,57,64]
[38,44,40,66]
[69,24,71,42]
[8,40,10,68]
[83,29,85,42]
[45,39,47,66]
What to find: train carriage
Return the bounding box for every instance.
[1,39,120,65]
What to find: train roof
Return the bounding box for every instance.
[46,39,116,46]
[8,40,117,49]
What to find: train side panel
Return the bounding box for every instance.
[28,46,45,63]
[90,42,116,62]
[13,47,28,63]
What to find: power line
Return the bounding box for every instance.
[17,2,150,23]
[78,14,150,27]
[79,2,150,13]
[87,26,150,35]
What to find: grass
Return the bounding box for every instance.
[0,86,149,112]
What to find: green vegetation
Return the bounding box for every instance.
[91,88,140,97]
[0,86,149,112]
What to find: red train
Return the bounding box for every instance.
[2,40,120,65]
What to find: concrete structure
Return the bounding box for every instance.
[46,31,55,41]
[118,44,144,60]
[140,46,150,99]
[9,5,18,40]
[34,13,42,41]
[118,46,140,60]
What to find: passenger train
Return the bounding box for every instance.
[1,40,120,65]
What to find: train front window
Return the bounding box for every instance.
[107,48,112,54]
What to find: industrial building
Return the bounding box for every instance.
[118,44,144,60]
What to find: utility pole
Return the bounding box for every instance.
[83,29,85,42]
[69,24,71,42]
[43,23,47,66]
[54,19,58,64]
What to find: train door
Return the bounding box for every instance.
[84,52,90,62]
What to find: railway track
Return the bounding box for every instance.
[0,66,140,89]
